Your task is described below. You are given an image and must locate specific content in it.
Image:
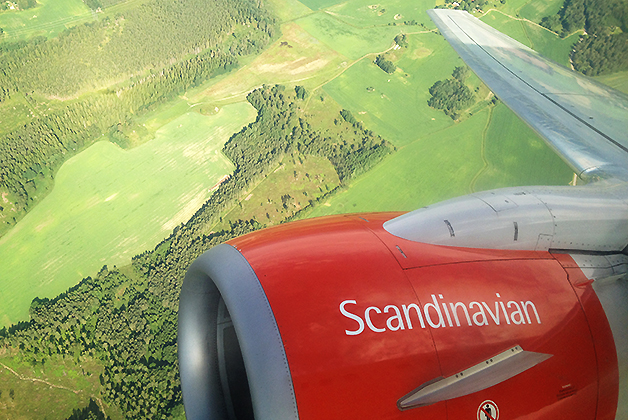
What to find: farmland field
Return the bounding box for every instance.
[473,103,574,191]
[307,107,489,216]
[190,22,346,105]
[480,11,577,65]
[596,71,628,95]
[321,32,461,147]
[324,0,437,28]
[308,102,574,218]
[0,104,255,326]
[267,0,312,22]
[295,12,406,60]
[0,0,92,40]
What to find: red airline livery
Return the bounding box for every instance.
[177,10,628,420]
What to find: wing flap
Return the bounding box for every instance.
[428,9,628,182]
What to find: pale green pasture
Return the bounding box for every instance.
[481,11,577,65]
[296,0,341,11]
[295,12,405,60]
[473,103,574,191]
[308,102,573,218]
[267,0,312,22]
[325,0,437,28]
[518,0,563,22]
[307,108,489,216]
[595,71,628,95]
[0,104,256,327]
[0,0,92,41]
[321,32,462,147]
[495,0,562,20]
[191,22,345,105]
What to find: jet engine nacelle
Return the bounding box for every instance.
[178,213,619,420]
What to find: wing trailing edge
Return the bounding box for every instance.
[428,9,628,182]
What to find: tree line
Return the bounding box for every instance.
[375,54,396,74]
[540,0,628,76]
[428,66,475,119]
[0,0,275,99]
[0,85,394,419]
[0,1,276,231]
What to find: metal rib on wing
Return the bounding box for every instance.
[428,9,628,182]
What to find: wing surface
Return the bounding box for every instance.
[428,9,628,182]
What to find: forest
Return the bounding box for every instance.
[374,54,396,74]
[0,0,276,232]
[427,66,475,119]
[539,0,628,76]
[0,85,393,419]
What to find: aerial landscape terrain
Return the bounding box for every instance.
[0,0,626,417]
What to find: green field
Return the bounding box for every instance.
[0,355,121,420]
[296,0,342,11]
[321,32,461,147]
[595,71,628,95]
[308,102,573,217]
[324,0,437,28]
[517,0,563,22]
[0,104,255,327]
[0,0,92,41]
[295,12,406,60]
[190,22,346,106]
[480,11,577,65]
[473,104,575,191]
[308,107,488,216]
[267,0,312,22]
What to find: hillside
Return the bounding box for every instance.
[0,0,623,417]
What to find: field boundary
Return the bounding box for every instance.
[469,105,494,192]
[0,361,108,416]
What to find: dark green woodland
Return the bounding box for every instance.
[0,85,393,419]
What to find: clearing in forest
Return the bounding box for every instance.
[0,104,255,327]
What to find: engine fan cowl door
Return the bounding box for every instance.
[234,214,446,419]
[403,258,598,420]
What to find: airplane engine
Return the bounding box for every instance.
[178,213,619,420]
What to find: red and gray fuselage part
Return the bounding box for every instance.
[177,212,625,420]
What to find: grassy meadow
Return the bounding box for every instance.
[0,355,122,420]
[595,71,628,95]
[0,0,92,41]
[299,0,575,217]
[0,104,255,326]
[324,0,437,28]
[2,0,624,416]
[294,12,406,60]
[320,32,460,147]
[0,0,610,328]
[307,106,489,216]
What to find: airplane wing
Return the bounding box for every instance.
[427,9,628,182]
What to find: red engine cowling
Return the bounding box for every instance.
[178,213,618,420]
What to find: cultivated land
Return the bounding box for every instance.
[0,0,584,327]
[0,0,625,416]
[0,104,255,326]
[0,0,92,41]
[0,355,122,420]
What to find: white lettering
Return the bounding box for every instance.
[508,301,525,324]
[439,295,453,327]
[482,301,501,325]
[402,304,425,329]
[449,302,472,327]
[340,294,541,335]
[470,302,489,326]
[340,300,364,336]
[384,305,405,331]
[365,306,386,332]
[522,301,542,324]
[425,295,445,328]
